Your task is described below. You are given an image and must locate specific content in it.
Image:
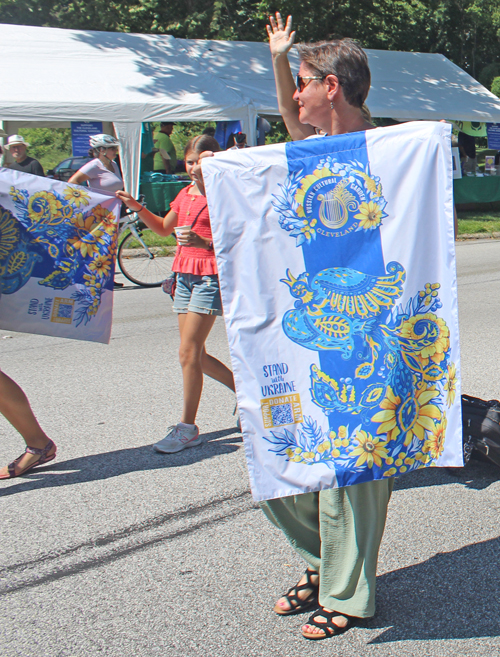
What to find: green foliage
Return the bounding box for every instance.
[491,76,500,98]
[2,0,500,79]
[168,121,217,156]
[265,121,292,144]
[18,127,72,171]
[479,62,500,89]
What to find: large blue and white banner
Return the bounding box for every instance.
[204,122,462,501]
[0,169,120,343]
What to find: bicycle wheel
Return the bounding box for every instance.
[117,228,176,287]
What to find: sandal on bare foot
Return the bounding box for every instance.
[0,439,57,480]
[301,607,354,640]
[273,568,319,616]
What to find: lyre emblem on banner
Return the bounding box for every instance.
[317,179,356,229]
[272,158,387,244]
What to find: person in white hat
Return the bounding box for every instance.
[5,134,44,177]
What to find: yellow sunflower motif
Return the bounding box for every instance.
[350,430,389,468]
[443,363,457,407]
[69,214,106,259]
[90,205,117,236]
[88,254,112,278]
[372,385,442,446]
[423,416,447,459]
[399,313,450,366]
[0,207,20,260]
[64,186,91,208]
[354,201,383,230]
[27,191,61,223]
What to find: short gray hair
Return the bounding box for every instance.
[297,39,371,108]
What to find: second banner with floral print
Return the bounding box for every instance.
[0,168,121,343]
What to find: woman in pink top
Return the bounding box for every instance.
[117,134,235,454]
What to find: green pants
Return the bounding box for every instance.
[261,478,394,618]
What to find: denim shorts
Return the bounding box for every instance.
[172,273,223,316]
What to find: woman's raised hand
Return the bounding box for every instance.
[266,13,295,58]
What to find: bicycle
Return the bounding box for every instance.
[116,195,177,287]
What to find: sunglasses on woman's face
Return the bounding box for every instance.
[295,74,324,92]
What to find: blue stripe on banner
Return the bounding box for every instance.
[286,133,385,277]
[284,132,393,486]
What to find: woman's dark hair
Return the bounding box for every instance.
[296,39,371,108]
[184,134,220,158]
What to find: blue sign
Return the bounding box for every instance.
[71,122,103,157]
[486,123,500,150]
[214,121,242,149]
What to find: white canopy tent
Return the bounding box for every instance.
[2,23,500,196]
[189,38,500,123]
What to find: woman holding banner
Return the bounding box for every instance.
[259,14,393,641]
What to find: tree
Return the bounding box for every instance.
[491,76,500,98]
[1,0,499,78]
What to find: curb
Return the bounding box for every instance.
[457,232,500,241]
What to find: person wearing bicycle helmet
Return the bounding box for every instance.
[68,134,123,193]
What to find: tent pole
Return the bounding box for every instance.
[113,122,142,201]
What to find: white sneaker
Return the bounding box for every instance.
[153,423,201,453]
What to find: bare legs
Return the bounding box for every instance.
[0,371,55,477]
[177,312,235,425]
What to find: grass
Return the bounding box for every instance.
[119,218,499,242]
[457,210,500,236]
[121,230,176,248]
[119,228,178,257]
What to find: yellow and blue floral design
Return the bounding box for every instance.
[266,136,456,485]
[0,184,117,326]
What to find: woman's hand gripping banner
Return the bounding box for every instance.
[203,121,462,501]
[0,169,121,343]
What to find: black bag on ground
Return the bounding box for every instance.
[461,394,500,468]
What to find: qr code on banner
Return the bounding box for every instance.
[51,298,75,324]
[261,394,303,429]
[271,403,293,426]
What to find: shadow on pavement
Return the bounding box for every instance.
[368,536,500,643]
[394,458,500,492]
[0,428,242,496]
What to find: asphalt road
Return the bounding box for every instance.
[1,240,500,657]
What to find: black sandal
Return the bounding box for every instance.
[301,607,354,640]
[273,568,319,616]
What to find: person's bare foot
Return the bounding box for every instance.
[301,607,350,640]
[273,568,319,614]
[0,440,56,478]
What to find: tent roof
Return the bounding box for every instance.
[185,38,500,122]
[0,24,248,122]
[1,23,500,123]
